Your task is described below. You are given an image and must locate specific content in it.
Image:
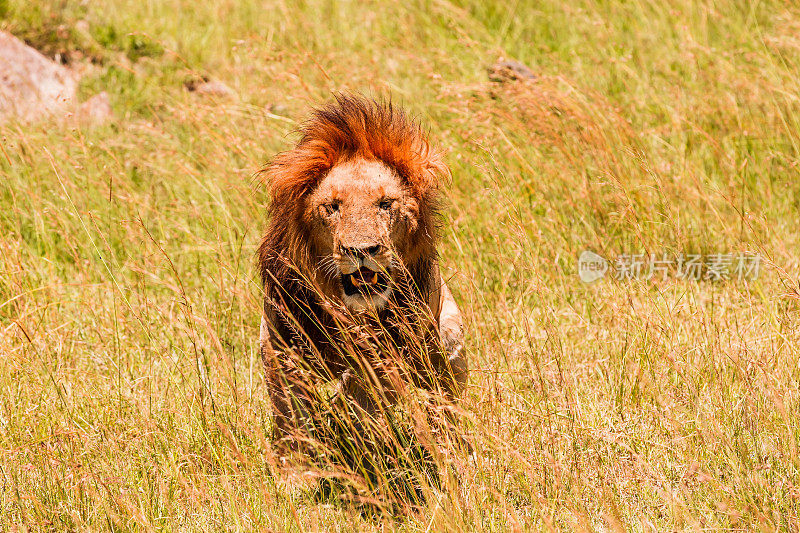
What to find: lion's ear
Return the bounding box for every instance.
[412,140,450,196]
[400,197,420,232]
[262,141,336,205]
[424,152,450,189]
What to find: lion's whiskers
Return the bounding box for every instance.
[317,255,340,279]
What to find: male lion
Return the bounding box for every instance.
[258,95,466,452]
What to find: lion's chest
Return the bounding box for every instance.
[289,306,437,379]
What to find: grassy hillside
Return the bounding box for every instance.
[2,0,800,529]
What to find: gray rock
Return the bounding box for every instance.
[0,30,78,123]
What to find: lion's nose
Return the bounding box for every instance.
[341,244,383,258]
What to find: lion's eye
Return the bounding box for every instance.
[326,202,340,215]
[379,199,393,210]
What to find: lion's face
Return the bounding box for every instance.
[306,158,419,311]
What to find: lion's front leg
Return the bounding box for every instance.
[435,280,467,399]
[414,277,471,454]
[261,315,318,454]
[411,275,467,400]
[339,366,402,415]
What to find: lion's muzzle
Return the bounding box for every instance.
[335,244,393,308]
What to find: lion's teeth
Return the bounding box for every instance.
[351,274,361,287]
[370,272,378,284]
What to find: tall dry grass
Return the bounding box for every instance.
[1,0,800,529]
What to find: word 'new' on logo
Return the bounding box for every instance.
[578,250,608,283]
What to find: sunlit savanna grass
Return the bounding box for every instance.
[1,0,800,529]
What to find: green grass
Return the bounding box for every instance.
[2,0,800,529]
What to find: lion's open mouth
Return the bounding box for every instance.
[341,267,390,297]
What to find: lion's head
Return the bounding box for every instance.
[259,95,449,312]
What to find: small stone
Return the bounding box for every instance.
[268,103,288,115]
[74,20,91,35]
[190,80,235,98]
[78,92,113,125]
[487,60,537,83]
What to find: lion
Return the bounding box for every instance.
[258,95,466,453]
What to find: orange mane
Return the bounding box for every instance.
[263,95,448,212]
